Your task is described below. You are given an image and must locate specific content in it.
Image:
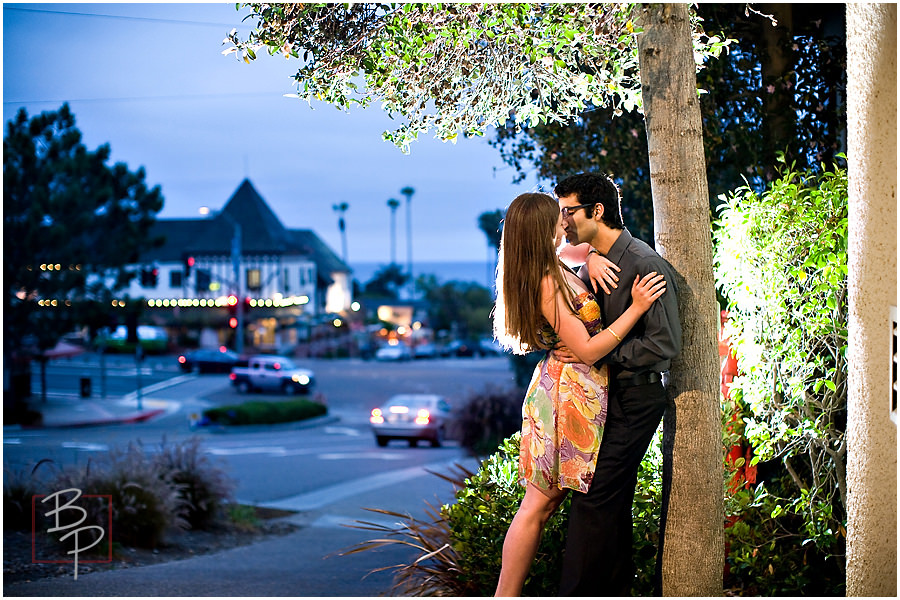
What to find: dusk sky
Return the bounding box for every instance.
[3,3,544,265]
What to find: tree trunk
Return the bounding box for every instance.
[637,4,724,595]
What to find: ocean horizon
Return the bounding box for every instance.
[350,260,497,288]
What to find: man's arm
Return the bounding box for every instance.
[604,257,681,370]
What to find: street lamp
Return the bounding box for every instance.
[400,186,415,299]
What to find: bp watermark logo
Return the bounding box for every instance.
[33,488,112,580]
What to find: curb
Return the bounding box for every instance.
[192,413,340,434]
[21,408,167,429]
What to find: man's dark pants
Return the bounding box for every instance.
[558,379,667,596]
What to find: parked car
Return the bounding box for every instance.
[229,355,315,394]
[441,339,481,357]
[178,348,246,374]
[369,394,452,447]
[411,342,437,359]
[100,325,169,354]
[374,343,412,361]
[478,337,505,356]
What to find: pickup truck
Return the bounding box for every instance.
[229,355,315,395]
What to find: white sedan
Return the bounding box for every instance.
[369,394,452,447]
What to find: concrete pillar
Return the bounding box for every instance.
[845,4,897,596]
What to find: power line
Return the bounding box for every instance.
[2,5,252,29]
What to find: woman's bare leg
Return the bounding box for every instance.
[494,483,567,597]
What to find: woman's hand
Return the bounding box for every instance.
[630,272,666,312]
[585,251,620,295]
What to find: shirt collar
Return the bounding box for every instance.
[605,228,632,264]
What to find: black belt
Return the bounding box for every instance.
[615,371,661,388]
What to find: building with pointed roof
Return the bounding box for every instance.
[126,179,352,351]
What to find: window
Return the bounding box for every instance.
[169,270,183,288]
[196,270,211,293]
[284,268,290,292]
[299,268,306,286]
[246,268,261,291]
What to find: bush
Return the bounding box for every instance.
[3,460,57,531]
[51,443,187,549]
[453,385,523,456]
[714,155,848,590]
[154,437,235,530]
[203,397,327,426]
[343,431,663,596]
[724,476,845,596]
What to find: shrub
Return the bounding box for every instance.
[154,437,235,530]
[3,459,57,531]
[714,155,848,589]
[203,398,327,426]
[453,385,523,456]
[51,443,187,549]
[343,431,663,596]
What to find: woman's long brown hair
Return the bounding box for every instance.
[493,193,576,354]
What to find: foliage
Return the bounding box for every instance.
[153,438,235,530]
[714,158,848,579]
[359,263,409,300]
[343,432,663,596]
[453,385,522,456]
[226,3,728,153]
[417,275,494,339]
[3,460,57,531]
[477,209,505,251]
[202,398,327,426]
[49,443,188,549]
[724,475,845,596]
[4,103,164,359]
[488,5,845,236]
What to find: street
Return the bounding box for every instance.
[5,352,516,594]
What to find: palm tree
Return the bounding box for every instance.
[332,202,349,263]
[387,198,400,265]
[478,209,505,289]
[400,186,415,297]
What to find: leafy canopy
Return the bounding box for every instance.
[4,103,164,354]
[225,3,728,152]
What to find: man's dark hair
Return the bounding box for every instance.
[555,173,625,230]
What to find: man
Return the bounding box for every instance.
[554,172,681,596]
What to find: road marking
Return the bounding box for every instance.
[61,442,109,452]
[255,458,468,512]
[120,373,197,403]
[324,426,362,436]
[317,452,406,460]
[205,446,321,457]
[4,439,22,445]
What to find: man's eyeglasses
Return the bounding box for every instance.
[560,203,597,218]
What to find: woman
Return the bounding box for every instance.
[492,193,665,597]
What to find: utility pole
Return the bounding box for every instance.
[231,222,243,355]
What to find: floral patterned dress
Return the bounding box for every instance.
[519,289,609,494]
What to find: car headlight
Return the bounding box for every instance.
[292,374,310,385]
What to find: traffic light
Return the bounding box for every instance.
[227,294,238,328]
[184,255,195,278]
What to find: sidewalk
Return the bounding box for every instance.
[6,380,186,430]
